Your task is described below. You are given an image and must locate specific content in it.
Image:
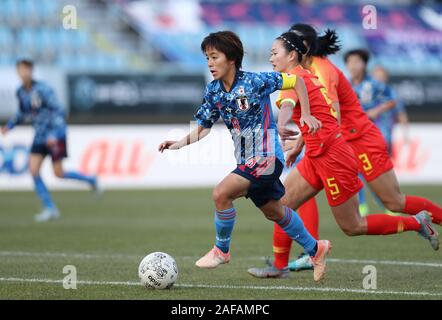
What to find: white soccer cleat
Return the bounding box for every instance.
[34,208,60,222]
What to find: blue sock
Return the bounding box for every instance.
[63,171,95,185]
[32,176,56,210]
[214,207,236,253]
[278,207,317,257]
[358,186,367,206]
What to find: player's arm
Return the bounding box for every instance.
[367,84,396,120]
[277,100,298,142]
[285,134,305,167]
[1,109,25,135]
[158,125,211,152]
[280,73,322,133]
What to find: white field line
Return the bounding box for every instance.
[1,250,442,268]
[0,276,441,297]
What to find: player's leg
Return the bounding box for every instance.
[287,197,319,271]
[283,160,322,272]
[249,198,331,281]
[195,172,250,268]
[50,138,100,193]
[29,151,59,222]
[330,192,439,250]
[351,125,442,225]
[368,169,442,225]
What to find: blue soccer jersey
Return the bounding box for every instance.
[6,81,67,145]
[195,71,296,165]
[351,75,395,143]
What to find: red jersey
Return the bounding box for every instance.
[309,57,374,141]
[276,65,340,157]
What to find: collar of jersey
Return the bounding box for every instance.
[219,70,243,93]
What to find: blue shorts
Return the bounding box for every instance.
[31,138,68,162]
[232,157,285,208]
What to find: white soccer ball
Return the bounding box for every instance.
[138,252,178,289]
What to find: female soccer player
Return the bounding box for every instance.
[1,59,101,222]
[345,49,397,215]
[247,31,439,279]
[158,30,330,282]
[269,25,441,272]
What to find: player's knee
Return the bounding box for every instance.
[262,210,280,222]
[212,187,229,207]
[280,194,298,211]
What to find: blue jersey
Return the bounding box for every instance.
[376,86,406,145]
[195,71,295,165]
[351,75,395,143]
[6,80,66,145]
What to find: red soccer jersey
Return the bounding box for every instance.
[309,57,374,141]
[276,65,340,157]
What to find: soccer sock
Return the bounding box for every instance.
[32,176,56,210]
[358,186,367,206]
[214,207,236,253]
[273,223,292,269]
[403,195,442,225]
[63,171,95,185]
[297,198,319,240]
[366,214,420,235]
[277,207,317,258]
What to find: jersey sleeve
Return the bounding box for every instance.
[194,86,220,129]
[275,89,299,109]
[256,72,297,96]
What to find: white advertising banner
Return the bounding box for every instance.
[0,124,441,190]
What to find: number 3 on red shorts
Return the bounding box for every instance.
[358,153,373,172]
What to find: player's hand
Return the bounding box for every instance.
[158,140,180,152]
[300,114,322,133]
[1,126,8,136]
[277,125,299,142]
[285,145,303,168]
[367,108,380,120]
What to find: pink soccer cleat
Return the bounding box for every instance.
[195,246,231,269]
[311,240,332,282]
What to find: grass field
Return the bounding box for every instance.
[0,186,441,300]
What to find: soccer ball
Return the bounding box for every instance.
[138,252,178,289]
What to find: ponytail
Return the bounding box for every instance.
[316,29,341,57]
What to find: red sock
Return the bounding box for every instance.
[366,214,420,235]
[273,223,292,269]
[403,195,442,225]
[297,198,319,240]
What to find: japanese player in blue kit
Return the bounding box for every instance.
[158,31,332,282]
[1,59,101,222]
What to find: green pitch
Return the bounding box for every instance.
[0,186,441,300]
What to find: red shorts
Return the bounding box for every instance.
[297,137,363,207]
[346,125,394,182]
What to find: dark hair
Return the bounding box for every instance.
[277,32,308,63]
[289,24,341,57]
[201,31,244,70]
[16,58,34,68]
[344,49,370,64]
